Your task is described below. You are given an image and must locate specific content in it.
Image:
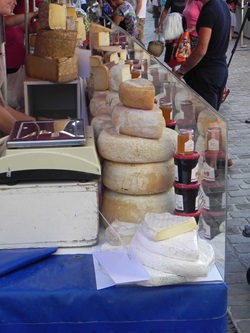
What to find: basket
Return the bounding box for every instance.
[147,35,164,57]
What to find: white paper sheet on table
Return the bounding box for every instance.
[93,250,150,290]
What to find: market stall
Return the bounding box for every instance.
[0,5,228,332]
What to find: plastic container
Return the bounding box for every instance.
[200,209,226,239]
[174,181,200,213]
[174,151,200,184]
[201,180,226,211]
[203,151,226,182]
[174,209,200,224]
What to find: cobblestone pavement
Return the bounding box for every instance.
[143,13,250,333]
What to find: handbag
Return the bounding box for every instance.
[147,34,164,57]
[146,0,153,14]
[162,12,187,40]
[164,32,191,68]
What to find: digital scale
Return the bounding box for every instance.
[0,119,101,184]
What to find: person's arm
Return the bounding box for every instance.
[156,3,170,33]
[6,105,35,122]
[0,105,17,134]
[136,0,142,16]
[4,12,37,27]
[112,14,124,25]
[175,26,211,77]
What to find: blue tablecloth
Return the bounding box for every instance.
[0,251,227,333]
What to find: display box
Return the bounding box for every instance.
[0,181,99,248]
[24,78,81,120]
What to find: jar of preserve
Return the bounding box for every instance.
[180,100,194,121]
[206,127,222,152]
[177,128,194,154]
[159,98,173,123]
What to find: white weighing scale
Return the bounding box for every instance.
[0,119,101,184]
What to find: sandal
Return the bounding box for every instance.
[221,87,230,103]
[242,225,250,237]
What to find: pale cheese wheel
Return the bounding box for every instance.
[101,188,176,224]
[89,93,108,117]
[119,78,155,110]
[91,115,112,141]
[109,64,131,92]
[102,159,175,195]
[111,103,165,139]
[97,127,178,163]
[105,91,120,114]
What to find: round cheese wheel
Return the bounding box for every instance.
[90,115,112,141]
[105,91,120,114]
[111,103,165,139]
[89,93,108,117]
[119,78,155,110]
[101,187,175,224]
[102,159,175,195]
[97,127,178,163]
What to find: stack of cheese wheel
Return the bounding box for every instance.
[26,3,87,83]
[97,78,178,225]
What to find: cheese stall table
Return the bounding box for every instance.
[0,250,227,333]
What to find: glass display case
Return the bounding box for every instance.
[92,20,227,281]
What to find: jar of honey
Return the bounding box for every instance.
[131,63,141,79]
[159,98,173,123]
[206,127,222,152]
[177,128,194,154]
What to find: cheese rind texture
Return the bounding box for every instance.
[91,115,112,141]
[130,236,214,277]
[97,127,177,163]
[109,65,131,92]
[89,93,108,117]
[38,3,67,30]
[102,159,175,195]
[111,103,165,139]
[34,29,77,58]
[142,212,197,241]
[119,78,155,110]
[25,54,78,83]
[101,188,175,224]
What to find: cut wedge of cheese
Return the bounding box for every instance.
[101,188,176,224]
[141,212,197,241]
[111,103,165,139]
[109,64,131,92]
[102,159,175,195]
[90,31,110,49]
[89,22,112,33]
[104,52,119,64]
[92,65,109,91]
[38,3,67,30]
[76,17,86,40]
[97,127,177,163]
[119,78,155,110]
[89,93,108,117]
[66,7,77,19]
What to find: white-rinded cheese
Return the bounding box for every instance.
[111,103,165,139]
[130,236,215,277]
[104,52,119,64]
[109,64,131,92]
[92,65,109,91]
[25,54,78,83]
[105,91,120,114]
[90,55,103,67]
[101,188,175,224]
[141,212,197,241]
[76,17,86,40]
[38,3,67,30]
[34,29,77,58]
[89,22,112,33]
[105,220,139,246]
[90,31,110,49]
[91,114,112,141]
[97,127,178,163]
[119,78,155,110]
[102,159,175,195]
[89,93,109,117]
[134,228,199,260]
